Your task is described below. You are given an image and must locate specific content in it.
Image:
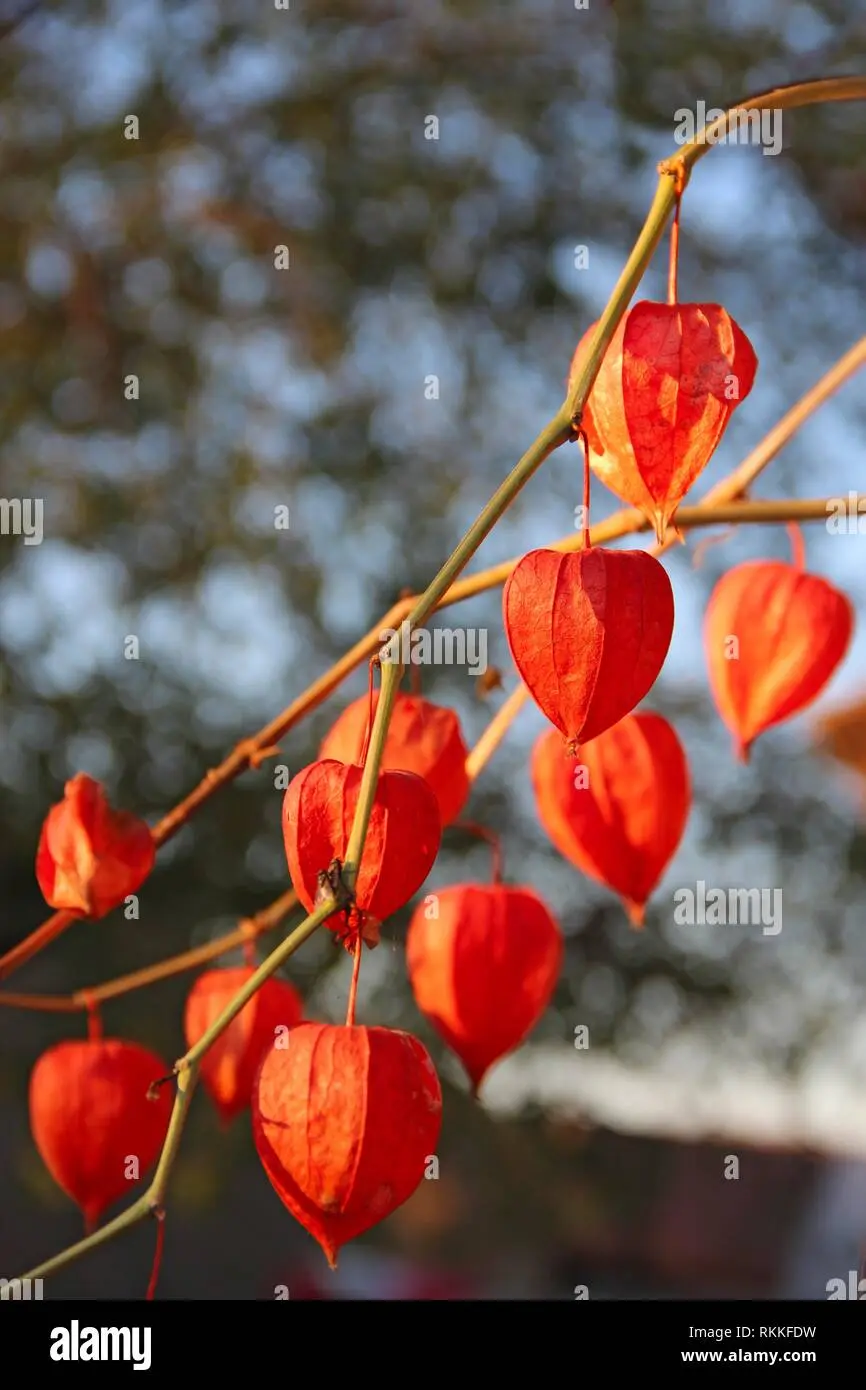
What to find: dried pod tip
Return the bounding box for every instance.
[476,666,503,698]
[626,901,646,930]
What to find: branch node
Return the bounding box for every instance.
[476,665,503,698]
[147,1072,175,1101]
[239,916,259,943]
[657,155,680,178]
[315,858,369,947]
[239,739,282,770]
[316,858,354,913]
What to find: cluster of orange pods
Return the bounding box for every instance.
[27,298,855,1272]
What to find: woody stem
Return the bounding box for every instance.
[565,176,677,425]
[14,1196,155,1284]
[580,430,591,550]
[342,658,404,892]
[454,821,504,885]
[84,996,101,1041]
[787,521,806,569]
[0,891,299,1013]
[346,934,363,1026]
[357,657,378,765]
[669,77,866,178]
[146,1215,166,1301]
[147,1061,200,1203]
[667,173,683,305]
[465,684,531,783]
[177,896,342,1072]
[0,910,75,982]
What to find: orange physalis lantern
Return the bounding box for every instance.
[283,760,441,945]
[569,301,758,541]
[253,1022,442,1269]
[29,1039,173,1230]
[531,712,691,926]
[183,967,304,1125]
[704,557,854,761]
[35,773,155,917]
[320,692,470,827]
[406,883,563,1094]
[503,547,674,751]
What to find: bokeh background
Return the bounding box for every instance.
[1,0,866,1299]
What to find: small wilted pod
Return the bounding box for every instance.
[35,773,155,918]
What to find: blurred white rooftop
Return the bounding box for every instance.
[482,1044,866,1158]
